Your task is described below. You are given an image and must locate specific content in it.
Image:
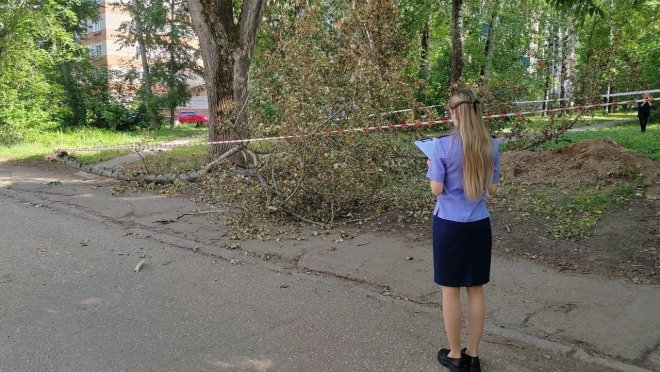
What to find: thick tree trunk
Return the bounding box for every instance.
[186,0,266,165]
[479,7,499,88]
[449,0,465,91]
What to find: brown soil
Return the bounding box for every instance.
[493,139,660,284]
[500,138,660,188]
[366,139,660,285]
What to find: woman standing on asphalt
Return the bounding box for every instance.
[426,89,500,372]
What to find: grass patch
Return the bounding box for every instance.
[121,144,208,174]
[537,121,660,161]
[0,126,207,163]
[499,111,635,133]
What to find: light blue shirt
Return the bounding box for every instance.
[426,134,500,222]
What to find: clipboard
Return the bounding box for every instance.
[414,138,436,158]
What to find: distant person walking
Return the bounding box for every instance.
[426,89,500,372]
[637,93,652,133]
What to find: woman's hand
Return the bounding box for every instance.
[427,159,431,167]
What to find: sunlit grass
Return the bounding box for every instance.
[538,122,660,161]
[0,126,207,163]
[499,111,636,133]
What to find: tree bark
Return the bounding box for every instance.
[168,0,176,130]
[130,0,157,127]
[479,6,499,88]
[419,21,430,80]
[449,0,465,91]
[186,0,266,165]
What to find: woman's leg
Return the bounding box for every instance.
[466,285,485,357]
[442,286,462,358]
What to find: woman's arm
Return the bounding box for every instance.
[488,183,498,196]
[430,180,444,197]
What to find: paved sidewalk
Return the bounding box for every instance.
[0,197,625,372]
[1,147,659,371]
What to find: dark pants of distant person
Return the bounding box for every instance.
[638,101,650,133]
[639,117,648,133]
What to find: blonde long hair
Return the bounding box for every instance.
[448,89,494,201]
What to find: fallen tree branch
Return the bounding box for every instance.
[47,145,245,183]
[134,259,146,272]
[136,150,150,173]
[267,205,325,226]
[521,110,586,151]
[176,209,228,219]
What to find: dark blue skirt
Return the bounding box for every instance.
[432,216,492,287]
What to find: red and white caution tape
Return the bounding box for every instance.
[64,97,654,152]
[483,97,653,119]
[514,88,660,104]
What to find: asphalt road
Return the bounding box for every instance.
[0,195,622,372]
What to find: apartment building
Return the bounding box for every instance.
[81,0,208,115]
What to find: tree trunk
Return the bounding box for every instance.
[168,0,176,130]
[544,22,558,111]
[419,22,430,80]
[606,0,614,113]
[130,0,157,127]
[479,6,499,88]
[186,0,266,165]
[449,0,465,91]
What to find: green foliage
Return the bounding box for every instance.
[114,0,204,127]
[57,62,151,131]
[200,0,426,224]
[0,1,61,144]
[546,0,604,18]
[0,0,117,144]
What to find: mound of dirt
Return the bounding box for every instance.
[492,139,660,284]
[501,139,660,190]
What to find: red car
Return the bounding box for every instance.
[178,111,209,127]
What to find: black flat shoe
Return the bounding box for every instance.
[461,348,481,372]
[437,348,466,372]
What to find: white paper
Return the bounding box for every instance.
[414,138,436,158]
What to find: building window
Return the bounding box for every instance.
[91,44,103,59]
[92,20,102,33]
